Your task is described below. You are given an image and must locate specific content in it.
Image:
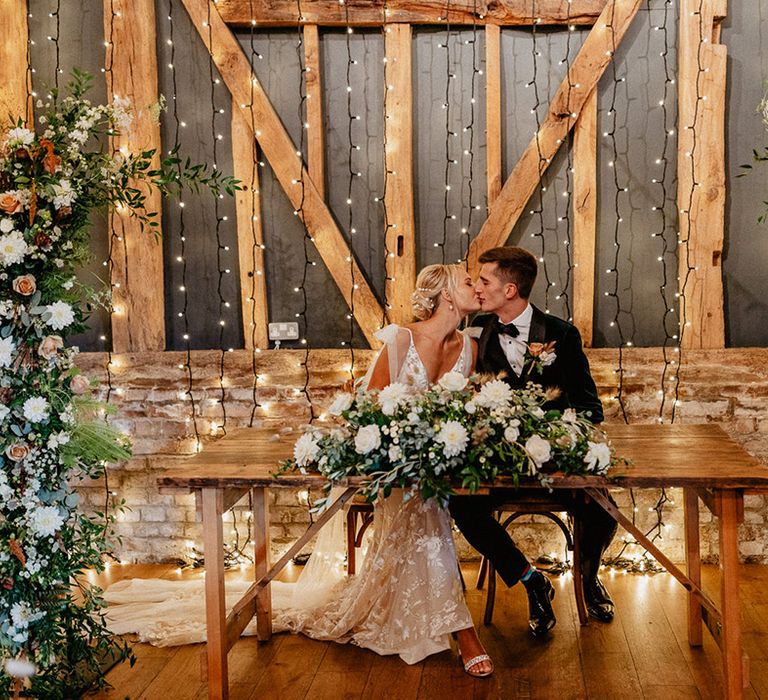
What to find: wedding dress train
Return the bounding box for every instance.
[104,325,475,664]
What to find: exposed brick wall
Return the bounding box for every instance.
[75,348,768,565]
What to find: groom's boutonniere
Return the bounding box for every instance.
[524,341,557,375]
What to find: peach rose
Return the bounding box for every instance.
[70,374,91,395]
[5,442,30,461]
[0,193,21,215]
[526,341,556,358]
[12,274,36,296]
[38,335,64,360]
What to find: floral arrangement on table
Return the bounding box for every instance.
[0,70,237,698]
[280,371,615,508]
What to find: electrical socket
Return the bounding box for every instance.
[268,322,299,341]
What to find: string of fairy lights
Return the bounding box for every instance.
[293,0,317,421]
[379,4,395,327]
[167,0,202,453]
[246,1,264,427]
[438,2,454,264]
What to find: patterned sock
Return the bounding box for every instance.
[520,565,536,587]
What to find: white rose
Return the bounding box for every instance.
[0,404,9,422]
[354,424,381,454]
[438,371,468,392]
[44,301,75,330]
[328,393,353,416]
[525,434,552,467]
[464,401,476,414]
[293,432,320,468]
[530,407,546,419]
[584,441,611,473]
[388,444,402,462]
[22,396,50,423]
[503,420,521,443]
[28,505,65,537]
[436,420,469,458]
[476,379,513,410]
[0,335,15,367]
[0,219,14,233]
[378,382,410,416]
[562,408,579,424]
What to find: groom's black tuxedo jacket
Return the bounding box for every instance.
[471,305,604,423]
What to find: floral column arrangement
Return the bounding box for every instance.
[0,71,236,697]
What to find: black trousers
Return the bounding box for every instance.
[449,488,618,587]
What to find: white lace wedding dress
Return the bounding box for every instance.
[104,324,475,664]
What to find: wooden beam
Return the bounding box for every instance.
[180,0,384,347]
[0,0,31,125]
[218,0,609,27]
[572,86,597,346]
[676,0,726,349]
[231,103,268,349]
[467,0,643,274]
[485,24,502,208]
[303,25,325,199]
[383,24,416,324]
[104,0,165,352]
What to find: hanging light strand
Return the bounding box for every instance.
[528,2,556,312]
[168,0,202,450]
[343,1,357,380]
[294,0,316,421]
[205,0,229,435]
[380,6,394,326]
[247,0,264,426]
[438,0,453,264]
[603,2,629,422]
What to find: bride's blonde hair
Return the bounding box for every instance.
[410,264,463,321]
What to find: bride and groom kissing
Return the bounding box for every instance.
[272,245,617,679]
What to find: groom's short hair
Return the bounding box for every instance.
[478,246,537,299]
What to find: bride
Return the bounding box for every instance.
[104,264,493,677]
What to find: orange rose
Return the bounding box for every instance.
[526,341,556,358]
[43,152,62,174]
[12,274,36,296]
[0,193,21,214]
[70,374,91,395]
[5,442,30,461]
[38,335,64,360]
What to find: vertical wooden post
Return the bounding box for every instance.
[383,23,416,325]
[676,0,727,349]
[251,487,272,640]
[683,488,703,646]
[718,490,745,697]
[485,24,502,209]
[572,86,597,346]
[304,24,325,199]
[103,0,166,352]
[202,488,229,699]
[231,105,269,349]
[0,0,31,126]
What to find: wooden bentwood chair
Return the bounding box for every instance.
[476,496,589,626]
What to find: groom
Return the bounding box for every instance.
[450,246,617,636]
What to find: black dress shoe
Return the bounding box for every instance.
[524,571,556,636]
[584,576,614,622]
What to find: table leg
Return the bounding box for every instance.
[202,487,228,700]
[684,488,703,646]
[251,486,272,640]
[719,490,744,698]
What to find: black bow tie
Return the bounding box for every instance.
[495,319,520,338]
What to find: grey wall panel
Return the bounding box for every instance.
[158,0,242,351]
[29,0,109,352]
[722,2,768,347]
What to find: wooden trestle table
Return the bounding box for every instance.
[157,423,768,700]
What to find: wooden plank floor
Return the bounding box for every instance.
[86,563,768,699]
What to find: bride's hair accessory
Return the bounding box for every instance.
[411,264,462,320]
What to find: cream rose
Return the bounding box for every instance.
[438,371,468,392]
[70,374,91,395]
[525,435,552,467]
[12,274,36,296]
[5,442,30,461]
[38,335,63,360]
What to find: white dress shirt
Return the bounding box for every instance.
[497,304,532,377]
